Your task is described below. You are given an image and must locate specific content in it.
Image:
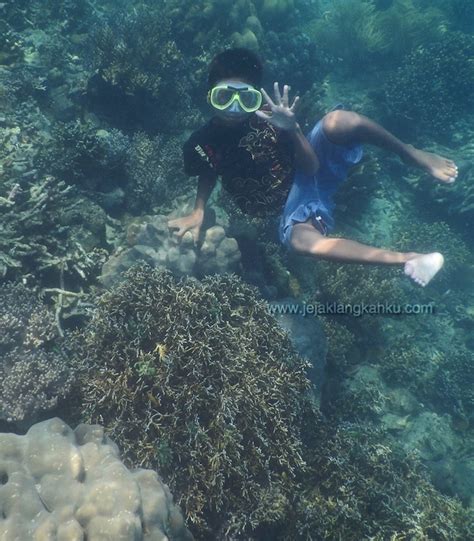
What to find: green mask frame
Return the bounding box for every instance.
[208,84,263,113]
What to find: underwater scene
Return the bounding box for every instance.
[0,0,473,539]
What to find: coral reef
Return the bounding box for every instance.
[317,318,359,419]
[282,419,474,540]
[75,264,311,538]
[259,30,328,97]
[420,0,474,33]
[304,0,446,78]
[303,0,387,74]
[36,121,190,215]
[432,345,474,426]
[125,131,188,213]
[1,1,473,537]
[1,2,91,120]
[401,136,474,229]
[0,174,107,288]
[167,0,300,51]
[3,0,95,35]
[0,20,24,66]
[0,100,50,184]
[337,364,389,422]
[89,6,180,99]
[100,211,241,286]
[0,72,109,292]
[309,312,474,523]
[268,296,328,392]
[376,0,446,62]
[86,3,194,133]
[314,259,408,317]
[393,219,472,289]
[385,341,474,431]
[259,242,292,296]
[35,120,129,193]
[0,417,192,541]
[385,31,474,134]
[165,0,326,103]
[379,340,435,396]
[0,282,76,422]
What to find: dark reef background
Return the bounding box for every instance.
[0,1,473,539]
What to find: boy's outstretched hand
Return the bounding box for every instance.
[255,82,300,132]
[168,209,204,245]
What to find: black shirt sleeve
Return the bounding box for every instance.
[182,132,217,177]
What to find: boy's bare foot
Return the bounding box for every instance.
[404,252,444,286]
[402,144,458,183]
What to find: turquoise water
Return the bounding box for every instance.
[0,1,473,539]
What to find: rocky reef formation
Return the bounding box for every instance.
[100,210,241,286]
[0,417,192,541]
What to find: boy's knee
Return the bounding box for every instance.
[288,223,324,256]
[323,110,360,139]
[288,233,305,255]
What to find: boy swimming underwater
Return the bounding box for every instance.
[169,48,458,287]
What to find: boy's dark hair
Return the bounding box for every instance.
[207,47,264,90]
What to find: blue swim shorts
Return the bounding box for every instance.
[278,107,364,249]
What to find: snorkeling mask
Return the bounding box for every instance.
[208,83,262,113]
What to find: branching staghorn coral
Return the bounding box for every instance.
[35,120,129,190]
[385,31,474,134]
[66,263,473,540]
[91,2,183,96]
[75,264,312,539]
[283,420,474,540]
[0,282,76,422]
[0,175,107,287]
[379,337,474,431]
[35,121,189,214]
[125,131,187,213]
[314,258,408,310]
[86,2,191,132]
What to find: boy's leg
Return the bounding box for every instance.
[323,110,458,183]
[290,219,444,287]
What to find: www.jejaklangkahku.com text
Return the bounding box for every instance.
[267,301,435,317]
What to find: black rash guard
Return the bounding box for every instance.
[183,108,295,217]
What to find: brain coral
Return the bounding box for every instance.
[0,417,192,541]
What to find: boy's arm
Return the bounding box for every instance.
[287,123,320,176]
[168,171,217,241]
[259,101,319,175]
[192,171,218,217]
